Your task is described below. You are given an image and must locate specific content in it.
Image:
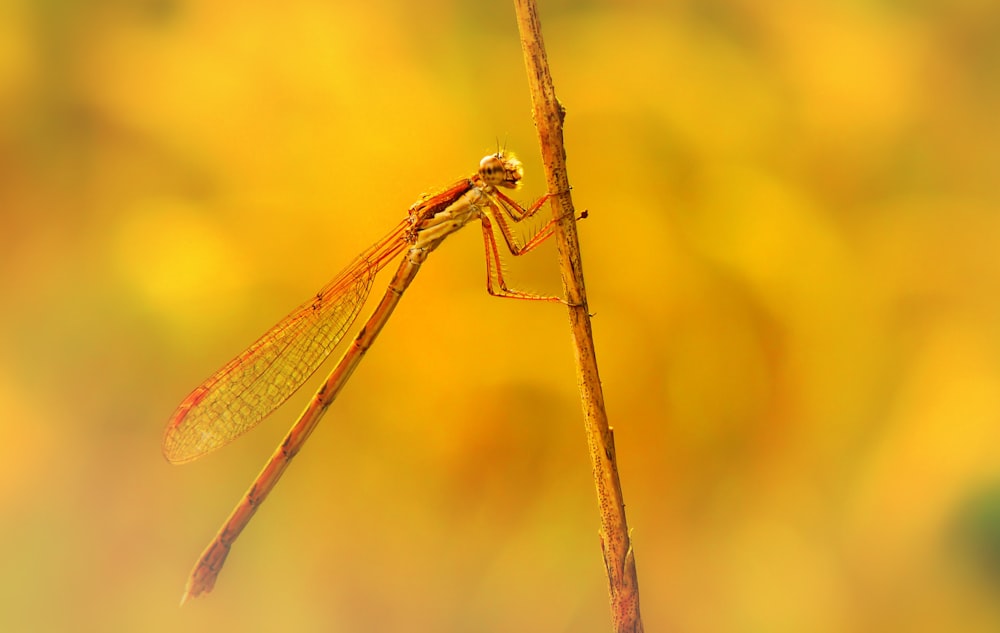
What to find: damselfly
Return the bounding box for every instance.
[164,151,566,603]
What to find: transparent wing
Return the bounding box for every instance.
[163,220,410,463]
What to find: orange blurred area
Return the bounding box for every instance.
[3,0,1000,631]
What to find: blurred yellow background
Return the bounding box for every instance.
[2,0,1000,631]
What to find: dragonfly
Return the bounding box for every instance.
[164,151,570,603]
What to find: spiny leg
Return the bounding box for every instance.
[492,189,552,221]
[480,216,563,302]
[490,188,581,255]
[491,208,561,256]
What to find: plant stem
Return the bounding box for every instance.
[511,2,645,631]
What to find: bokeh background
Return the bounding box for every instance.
[3,0,1000,631]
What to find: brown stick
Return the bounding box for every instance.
[511,2,645,631]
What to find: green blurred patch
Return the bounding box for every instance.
[953,483,1000,584]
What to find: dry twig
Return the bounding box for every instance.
[511,1,645,631]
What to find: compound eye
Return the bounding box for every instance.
[479,156,505,184]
